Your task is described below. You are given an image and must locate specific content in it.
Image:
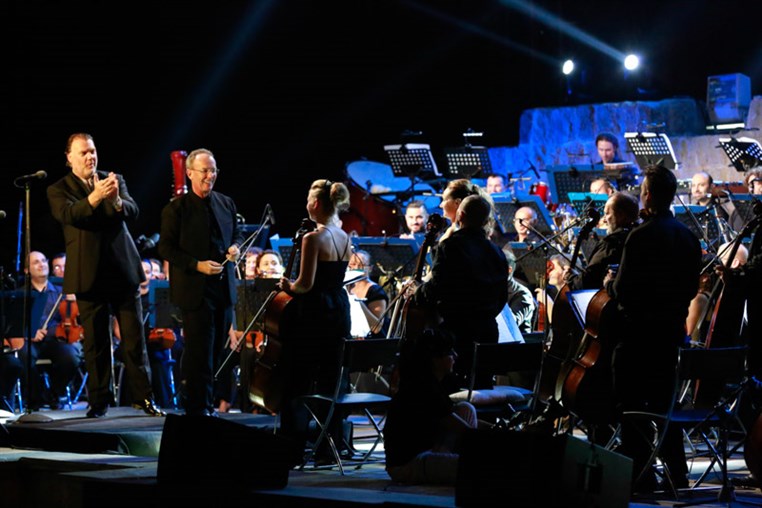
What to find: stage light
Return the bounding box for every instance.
[624,54,640,71]
[562,59,575,75]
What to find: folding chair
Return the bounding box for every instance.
[450,341,544,427]
[623,345,750,502]
[300,337,400,474]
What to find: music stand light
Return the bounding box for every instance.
[624,132,678,171]
[384,143,440,180]
[443,145,492,179]
[718,136,762,172]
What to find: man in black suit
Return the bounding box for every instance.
[604,164,701,492]
[47,132,164,418]
[158,148,245,417]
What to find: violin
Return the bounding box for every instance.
[55,294,85,344]
[147,328,177,350]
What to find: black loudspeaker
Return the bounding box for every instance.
[456,430,632,508]
[157,414,302,490]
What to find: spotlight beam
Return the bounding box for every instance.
[499,0,626,62]
[404,0,559,67]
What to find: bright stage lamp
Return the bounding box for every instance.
[562,59,575,75]
[624,54,640,71]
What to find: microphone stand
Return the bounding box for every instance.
[515,218,582,269]
[19,181,33,415]
[674,193,718,256]
[222,205,274,276]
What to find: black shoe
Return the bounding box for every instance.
[184,409,219,417]
[86,405,108,418]
[133,398,166,417]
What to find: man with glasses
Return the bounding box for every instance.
[47,132,164,418]
[159,148,245,417]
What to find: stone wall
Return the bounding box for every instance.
[489,96,762,188]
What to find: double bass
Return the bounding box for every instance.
[538,206,600,401]
[248,219,316,413]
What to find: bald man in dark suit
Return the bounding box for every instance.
[47,132,164,418]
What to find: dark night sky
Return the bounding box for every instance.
[2,0,760,273]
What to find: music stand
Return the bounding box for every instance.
[384,143,440,179]
[351,236,421,281]
[269,238,299,279]
[672,204,720,245]
[546,165,630,204]
[506,242,548,292]
[572,226,607,264]
[567,290,599,329]
[147,280,182,329]
[234,279,278,332]
[730,194,761,225]
[492,194,555,236]
[624,132,678,170]
[567,192,608,216]
[718,136,762,172]
[443,145,492,179]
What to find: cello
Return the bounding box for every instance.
[538,206,600,401]
[248,218,316,413]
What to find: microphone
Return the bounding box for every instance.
[0,210,6,220]
[14,170,47,184]
[266,204,276,225]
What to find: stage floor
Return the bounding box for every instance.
[1,405,761,507]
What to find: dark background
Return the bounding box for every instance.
[2,0,759,274]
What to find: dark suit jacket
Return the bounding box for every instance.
[47,171,145,294]
[158,190,244,310]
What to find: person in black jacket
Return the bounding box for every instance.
[158,148,245,417]
[411,194,508,389]
[47,133,163,418]
[604,164,701,492]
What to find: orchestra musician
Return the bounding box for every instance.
[158,148,245,417]
[255,249,285,279]
[690,170,743,232]
[400,200,429,239]
[746,169,762,195]
[595,132,625,165]
[603,163,701,492]
[509,206,541,244]
[409,194,508,389]
[276,179,352,462]
[437,179,494,244]
[563,192,639,291]
[500,246,536,334]
[14,251,80,410]
[346,249,389,337]
[50,253,66,279]
[243,247,264,280]
[47,133,163,418]
[484,173,506,194]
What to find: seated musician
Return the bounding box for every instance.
[595,132,625,165]
[564,192,639,291]
[690,170,743,232]
[50,252,66,280]
[508,206,540,244]
[500,246,536,334]
[533,254,569,327]
[255,249,285,279]
[346,249,389,337]
[746,168,762,195]
[484,172,506,194]
[686,241,748,343]
[589,177,616,196]
[15,251,80,410]
[243,246,263,280]
[384,328,489,485]
[400,200,429,239]
[410,194,508,389]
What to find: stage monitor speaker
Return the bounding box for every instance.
[456,429,632,508]
[157,414,302,490]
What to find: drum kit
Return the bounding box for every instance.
[341,160,444,237]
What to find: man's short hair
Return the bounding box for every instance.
[611,192,639,226]
[501,245,517,273]
[459,195,492,229]
[595,132,619,148]
[644,164,677,211]
[406,200,428,213]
